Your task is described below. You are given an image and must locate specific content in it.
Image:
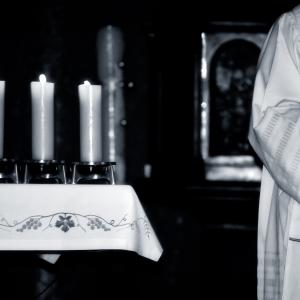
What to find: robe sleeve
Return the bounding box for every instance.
[249,11,300,202]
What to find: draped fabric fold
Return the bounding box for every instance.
[249,5,300,300]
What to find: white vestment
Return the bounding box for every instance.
[249,5,300,300]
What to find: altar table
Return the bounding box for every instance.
[0,184,163,262]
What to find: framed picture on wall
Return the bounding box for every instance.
[197,24,267,181]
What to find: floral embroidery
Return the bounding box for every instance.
[0,213,151,238]
[16,218,42,232]
[55,215,75,232]
[87,217,111,231]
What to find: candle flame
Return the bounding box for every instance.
[84,80,91,86]
[39,74,47,84]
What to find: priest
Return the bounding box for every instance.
[249,4,300,300]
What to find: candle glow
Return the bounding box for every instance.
[39,74,47,84]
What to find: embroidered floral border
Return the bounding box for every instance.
[0,213,151,238]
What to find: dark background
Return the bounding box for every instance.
[0,1,297,299]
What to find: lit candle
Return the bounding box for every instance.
[78,80,102,162]
[0,81,5,159]
[30,74,54,160]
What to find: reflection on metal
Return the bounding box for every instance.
[97,26,126,183]
[199,30,267,181]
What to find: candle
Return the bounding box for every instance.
[78,81,102,162]
[0,81,5,159]
[30,74,54,160]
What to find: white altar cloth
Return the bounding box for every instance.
[0,184,163,262]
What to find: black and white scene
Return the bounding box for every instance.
[0,1,299,299]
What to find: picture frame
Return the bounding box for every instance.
[197,24,267,181]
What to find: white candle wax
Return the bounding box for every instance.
[78,81,102,162]
[0,81,5,159]
[30,74,54,160]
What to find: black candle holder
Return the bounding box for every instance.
[23,160,67,184]
[71,162,116,184]
[0,158,19,183]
